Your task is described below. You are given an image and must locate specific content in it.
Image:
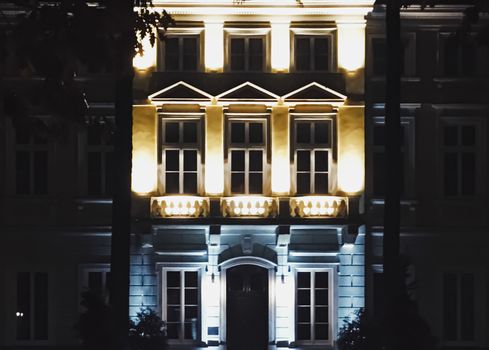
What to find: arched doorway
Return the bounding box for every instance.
[226,265,268,350]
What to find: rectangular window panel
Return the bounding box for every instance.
[315,324,328,340]
[183,122,198,143]
[314,173,328,194]
[315,151,328,172]
[88,272,103,295]
[231,151,245,172]
[444,37,459,76]
[165,122,180,143]
[249,150,263,172]
[443,273,458,341]
[166,150,180,171]
[297,151,311,172]
[249,123,263,144]
[444,125,458,146]
[33,151,48,195]
[461,125,476,146]
[460,273,475,341]
[105,152,114,195]
[248,38,263,71]
[297,123,311,144]
[314,123,330,144]
[183,38,198,71]
[230,38,245,71]
[461,153,475,195]
[444,153,458,196]
[314,38,329,71]
[231,173,245,194]
[183,150,197,172]
[165,38,180,71]
[17,272,31,340]
[296,173,310,195]
[461,42,476,76]
[231,123,245,144]
[249,173,263,194]
[16,151,30,195]
[372,38,386,76]
[87,152,102,195]
[183,173,197,194]
[296,38,311,71]
[165,173,180,194]
[34,272,48,340]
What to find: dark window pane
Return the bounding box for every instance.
[444,126,458,146]
[444,153,458,196]
[373,38,386,76]
[460,273,475,341]
[16,127,31,144]
[249,38,263,71]
[298,289,310,305]
[165,122,180,143]
[297,272,311,288]
[443,273,458,341]
[33,151,48,195]
[249,150,263,171]
[297,324,311,340]
[17,272,31,340]
[231,123,245,144]
[183,38,197,71]
[165,173,180,194]
[315,151,328,171]
[297,123,311,143]
[231,151,245,172]
[16,151,30,195]
[249,123,263,143]
[34,272,48,340]
[315,307,328,322]
[461,153,475,195]
[166,150,180,171]
[185,272,198,288]
[373,125,385,146]
[462,42,476,76]
[167,289,180,305]
[249,173,263,194]
[315,324,328,340]
[166,323,179,339]
[87,126,102,145]
[183,174,197,194]
[167,272,180,288]
[33,122,48,144]
[185,306,198,320]
[314,122,329,144]
[462,126,475,146]
[185,289,198,305]
[183,122,197,143]
[230,39,245,71]
[165,38,179,71]
[297,307,310,322]
[184,322,198,340]
[297,173,310,194]
[88,272,103,294]
[315,289,328,306]
[296,38,311,71]
[314,38,329,71]
[183,150,197,171]
[373,152,385,196]
[297,151,311,171]
[315,173,328,194]
[315,272,328,288]
[87,152,102,195]
[231,173,245,193]
[444,37,459,76]
[105,152,114,195]
[167,306,180,322]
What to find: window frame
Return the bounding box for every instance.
[79,263,111,301]
[225,115,270,195]
[292,35,334,72]
[290,28,336,73]
[224,28,271,72]
[159,115,203,195]
[158,29,204,72]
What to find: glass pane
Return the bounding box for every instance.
[462,42,476,76]
[249,123,263,143]
[373,152,385,196]
[314,38,329,71]
[16,151,30,195]
[315,306,328,322]
[462,125,475,146]
[166,323,179,339]
[231,123,245,144]
[297,307,310,323]
[185,306,198,320]
[33,151,48,195]
[105,152,114,195]
[444,126,458,146]
[461,273,475,341]
[183,122,198,143]
[34,272,48,340]
[297,151,311,171]
[185,272,198,288]
[249,38,263,71]
[167,272,180,287]
[87,126,102,145]
[297,272,311,288]
[165,38,179,71]
[315,151,328,171]
[167,306,180,322]
[230,39,245,71]
[314,173,328,194]
[184,322,198,340]
[165,174,179,194]
[17,272,31,340]
[461,153,475,195]
[444,37,458,75]
[16,126,31,144]
[249,173,263,194]
[231,151,245,171]
[373,38,386,76]
[315,324,328,340]
[249,150,263,171]
[315,272,328,288]
[183,38,197,71]
[87,152,102,195]
[183,173,197,194]
[183,150,197,171]
[185,289,198,305]
[315,289,328,306]
[88,272,103,294]
[297,123,311,143]
[165,150,179,171]
[167,288,180,305]
[296,38,310,71]
[314,122,329,144]
[297,289,310,305]
[165,122,180,143]
[443,273,458,341]
[231,173,245,193]
[297,324,311,340]
[373,125,385,146]
[296,173,310,194]
[444,153,458,196]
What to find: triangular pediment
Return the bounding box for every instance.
[282,82,347,102]
[149,81,213,101]
[216,81,280,101]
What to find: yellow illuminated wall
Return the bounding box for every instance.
[337,105,365,194]
[271,103,290,195]
[132,105,158,194]
[271,22,290,72]
[205,104,224,195]
[205,22,224,72]
[133,33,157,71]
[337,22,366,72]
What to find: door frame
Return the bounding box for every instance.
[219,257,276,344]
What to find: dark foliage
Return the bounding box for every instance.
[338,309,383,350]
[129,308,168,350]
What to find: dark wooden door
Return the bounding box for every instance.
[226,265,268,350]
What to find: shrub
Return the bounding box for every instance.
[129,307,168,350]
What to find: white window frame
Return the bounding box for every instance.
[225,115,269,195]
[224,28,271,72]
[159,116,203,195]
[161,266,203,344]
[158,28,204,72]
[290,28,336,72]
[293,267,335,347]
[292,116,335,195]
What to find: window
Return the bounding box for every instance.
[370,35,415,77]
[228,119,266,194]
[15,120,49,195]
[229,37,265,71]
[86,122,114,196]
[80,265,111,300]
[160,119,201,194]
[442,123,477,196]
[294,120,331,195]
[443,272,475,342]
[162,36,199,71]
[16,272,49,341]
[296,270,332,344]
[294,36,331,71]
[163,269,200,342]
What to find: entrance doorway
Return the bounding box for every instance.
[226,265,268,350]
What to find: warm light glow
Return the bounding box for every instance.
[338,152,364,193]
[221,196,278,217]
[133,33,157,70]
[150,196,209,217]
[271,22,290,72]
[271,104,290,194]
[205,105,224,194]
[337,22,366,72]
[132,151,157,194]
[205,22,224,72]
[290,196,348,217]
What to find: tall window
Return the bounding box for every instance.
[228,120,266,194]
[86,123,114,196]
[16,272,49,341]
[443,36,476,77]
[163,269,200,342]
[229,37,265,71]
[163,36,199,71]
[161,119,200,194]
[294,120,331,195]
[80,265,111,299]
[370,35,415,77]
[294,36,331,71]
[443,272,475,342]
[296,270,331,344]
[15,121,49,195]
[442,123,477,196]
